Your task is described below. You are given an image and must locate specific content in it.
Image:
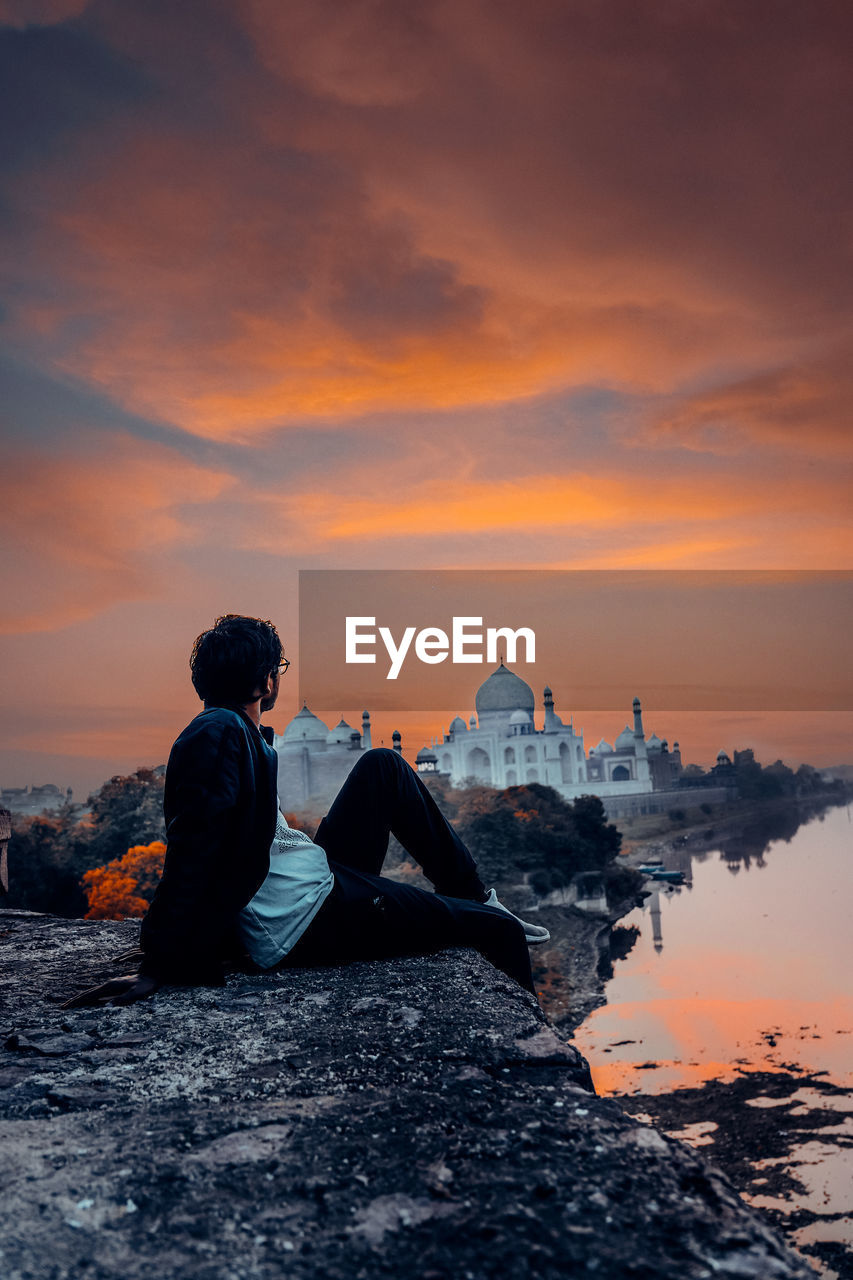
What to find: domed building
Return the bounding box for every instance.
[475,664,535,722]
[280,704,329,746]
[272,665,690,817]
[273,705,393,809]
[422,661,600,794]
[418,666,688,816]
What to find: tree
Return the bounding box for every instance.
[82,841,167,919]
[5,812,89,915]
[421,779,622,890]
[733,749,801,800]
[5,768,167,916]
[84,768,166,867]
[795,763,822,795]
[568,794,622,868]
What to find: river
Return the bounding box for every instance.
[571,802,853,1278]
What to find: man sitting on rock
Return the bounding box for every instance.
[64,614,547,1008]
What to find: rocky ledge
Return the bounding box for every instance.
[0,911,813,1280]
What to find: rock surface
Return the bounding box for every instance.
[0,910,814,1280]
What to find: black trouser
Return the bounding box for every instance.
[284,748,535,994]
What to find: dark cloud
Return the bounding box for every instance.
[0,20,148,172]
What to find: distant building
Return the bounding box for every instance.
[0,784,72,817]
[273,662,733,818]
[416,662,687,816]
[274,708,402,810]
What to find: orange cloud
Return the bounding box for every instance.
[246,468,852,549]
[244,0,437,107]
[12,128,744,440]
[539,528,853,571]
[646,348,853,457]
[4,1,850,441]
[0,436,232,633]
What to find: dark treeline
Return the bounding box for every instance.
[4,746,846,918]
[417,776,630,899]
[6,767,628,917]
[683,748,844,801]
[6,768,166,916]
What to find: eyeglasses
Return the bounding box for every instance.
[277,657,291,675]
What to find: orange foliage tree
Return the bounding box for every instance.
[82,840,166,920]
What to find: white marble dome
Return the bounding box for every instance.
[281,704,329,743]
[475,663,535,715]
[326,718,353,745]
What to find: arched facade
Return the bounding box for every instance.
[560,741,572,783]
[466,746,491,781]
[416,662,659,804]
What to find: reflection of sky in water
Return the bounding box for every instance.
[575,805,853,1096]
[747,1136,853,1236]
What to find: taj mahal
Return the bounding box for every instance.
[273,662,712,820]
[411,662,681,804]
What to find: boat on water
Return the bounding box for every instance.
[646,868,685,884]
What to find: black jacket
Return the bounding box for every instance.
[139,706,279,983]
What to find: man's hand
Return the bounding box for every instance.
[60,973,159,1009]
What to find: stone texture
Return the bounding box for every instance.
[0,910,814,1280]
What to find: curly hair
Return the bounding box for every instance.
[190,615,283,705]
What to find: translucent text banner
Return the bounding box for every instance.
[298,570,853,713]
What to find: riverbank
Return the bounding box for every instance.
[570,796,853,1280]
[617,791,851,869]
[622,1068,853,1280]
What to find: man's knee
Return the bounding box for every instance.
[349,746,408,780]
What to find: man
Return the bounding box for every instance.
[64,615,547,1008]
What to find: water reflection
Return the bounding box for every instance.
[629,797,844,885]
[597,924,640,981]
[572,803,853,1096]
[714,802,807,870]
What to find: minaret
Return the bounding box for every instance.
[543,685,558,732]
[633,696,645,739]
[362,710,372,751]
[649,887,663,953]
[633,696,651,786]
[392,730,402,754]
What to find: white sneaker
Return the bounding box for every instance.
[484,888,551,944]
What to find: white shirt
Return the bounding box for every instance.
[237,807,334,969]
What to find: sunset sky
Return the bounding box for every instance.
[1,0,852,796]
